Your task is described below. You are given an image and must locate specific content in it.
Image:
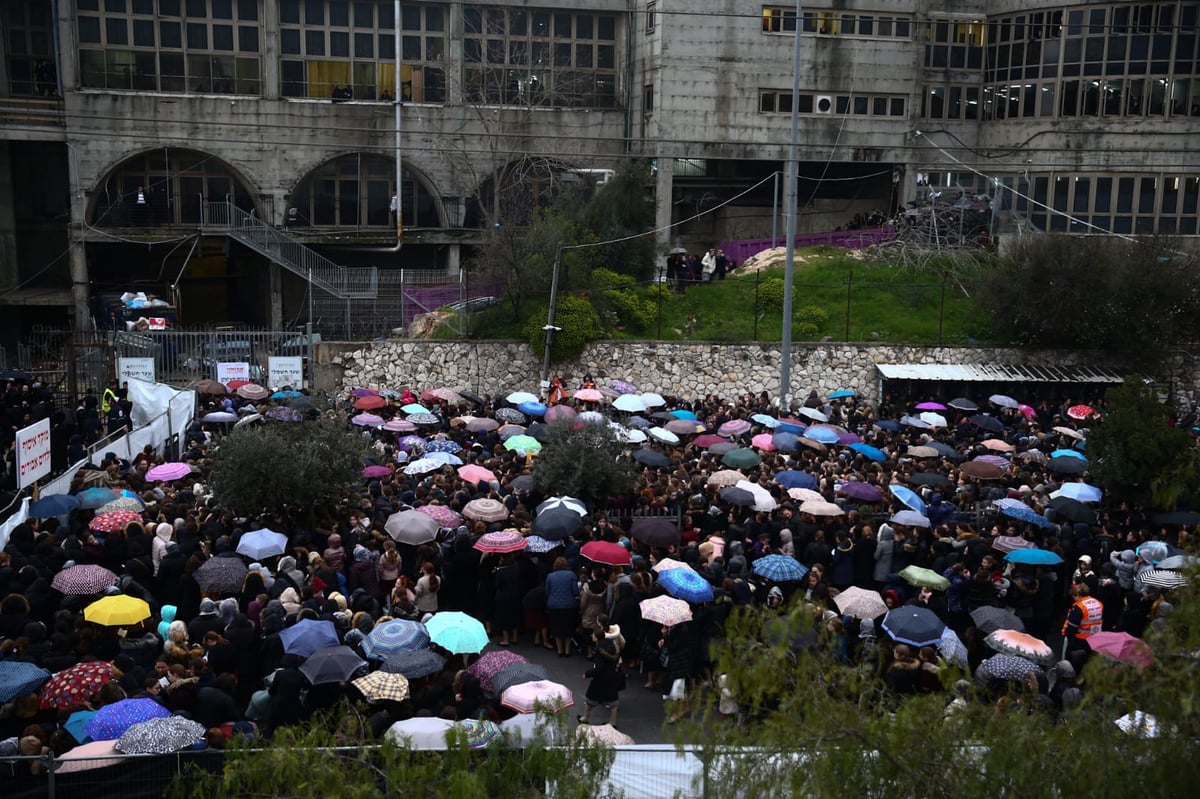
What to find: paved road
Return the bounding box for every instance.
[499,637,667,744]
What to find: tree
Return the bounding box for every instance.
[977,235,1200,366]
[581,159,657,282]
[208,418,368,517]
[524,294,603,363]
[532,419,633,508]
[1086,375,1200,509]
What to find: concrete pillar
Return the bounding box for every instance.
[261,0,280,100]
[654,160,673,278]
[268,262,283,328]
[0,143,18,290]
[65,141,90,327]
[444,243,460,276]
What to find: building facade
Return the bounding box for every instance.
[0,0,1196,336]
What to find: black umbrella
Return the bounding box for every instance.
[531,507,583,541]
[494,408,526,425]
[970,606,1025,636]
[491,662,551,698]
[649,412,677,423]
[948,397,978,411]
[633,449,670,468]
[0,369,31,382]
[925,441,960,459]
[509,475,535,493]
[458,390,485,406]
[1047,496,1095,524]
[909,472,953,488]
[628,416,652,429]
[969,415,1004,433]
[718,486,756,507]
[382,649,447,679]
[526,422,551,442]
[194,556,248,595]
[630,517,680,548]
[1046,457,1087,475]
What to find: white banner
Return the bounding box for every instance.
[216,362,251,384]
[0,497,30,553]
[15,418,52,489]
[117,356,156,384]
[268,356,304,389]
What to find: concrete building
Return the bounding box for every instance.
[0,1,1197,338]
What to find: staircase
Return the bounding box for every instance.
[201,202,378,300]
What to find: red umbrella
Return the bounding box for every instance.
[356,395,387,410]
[580,540,631,566]
[40,661,116,710]
[89,510,143,533]
[1066,404,1098,421]
[694,434,725,448]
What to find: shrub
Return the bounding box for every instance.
[524,293,602,362]
[590,267,636,291]
[603,288,656,331]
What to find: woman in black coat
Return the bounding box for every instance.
[578,624,624,727]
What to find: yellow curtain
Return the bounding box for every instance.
[306,60,351,98]
[378,64,416,101]
[379,63,396,98]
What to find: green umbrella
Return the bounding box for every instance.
[503,435,542,455]
[898,565,950,591]
[720,447,762,469]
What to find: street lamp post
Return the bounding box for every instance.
[779,0,804,410]
[539,247,564,388]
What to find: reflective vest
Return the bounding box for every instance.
[1063,597,1104,638]
[101,387,117,414]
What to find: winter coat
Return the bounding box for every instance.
[873,528,895,583]
[545,569,580,610]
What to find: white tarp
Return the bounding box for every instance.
[98,380,196,460]
[0,497,30,553]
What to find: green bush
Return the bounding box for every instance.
[590,267,636,290]
[758,277,786,310]
[524,293,602,362]
[603,288,656,331]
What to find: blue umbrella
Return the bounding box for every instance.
[29,494,80,518]
[873,420,902,432]
[827,389,856,399]
[751,414,779,428]
[775,470,818,489]
[64,710,96,743]
[882,607,946,647]
[671,410,699,421]
[889,485,926,514]
[280,618,340,657]
[425,439,463,454]
[517,401,547,417]
[776,421,805,435]
[425,612,489,655]
[1004,548,1063,566]
[998,504,1056,529]
[1051,449,1087,462]
[657,568,714,603]
[271,390,302,399]
[803,427,839,444]
[401,403,431,415]
[751,554,808,582]
[771,432,800,453]
[84,698,171,741]
[522,535,560,554]
[0,660,51,703]
[849,443,886,462]
[1136,541,1171,565]
[76,487,120,510]
[362,619,430,660]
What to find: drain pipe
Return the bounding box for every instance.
[387,0,403,253]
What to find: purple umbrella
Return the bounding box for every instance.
[838,482,884,503]
[398,435,427,451]
[145,462,192,482]
[83,698,171,741]
[468,650,530,695]
[351,413,385,427]
[363,465,392,479]
[973,454,1010,468]
[610,380,637,395]
[836,432,864,446]
[915,402,948,411]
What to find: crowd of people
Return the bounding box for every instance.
[0,376,1193,773]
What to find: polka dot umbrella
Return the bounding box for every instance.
[40,661,116,710]
[83,697,171,741]
[88,510,143,533]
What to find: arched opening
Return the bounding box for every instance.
[463,157,582,228]
[288,154,441,230]
[88,148,257,226]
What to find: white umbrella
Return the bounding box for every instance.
[787,487,825,503]
[735,479,777,512]
[612,394,647,413]
[506,391,540,405]
[798,500,844,517]
[404,458,444,475]
[640,392,666,408]
[236,529,289,560]
[648,427,681,445]
[797,407,828,422]
[385,510,440,545]
[918,411,948,428]
[622,429,647,444]
[578,411,606,425]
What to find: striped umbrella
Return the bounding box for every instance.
[362,619,430,660]
[474,530,528,553]
[40,661,116,710]
[718,419,751,437]
[463,498,509,522]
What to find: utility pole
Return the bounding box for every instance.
[779,0,804,410]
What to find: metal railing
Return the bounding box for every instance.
[202,201,378,300]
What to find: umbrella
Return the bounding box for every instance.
[522,535,559,554]
[751,413,780,427]
[352,670,411,703]
[463,498,509,522]
[900,415,931,430]
[771,432,800,452]
[1004,548,1064,566]
[232,383,268,402]
[774,470,818,489]
[0,661,51,703]
[838,481,884,503]
[404,457,446,475]
[1156,554,1196,571]
[469,650,529,695]
[881,606,945,647]
[612,394,647,413]
[236,528,289,560]
[492,662,552,698]
[301,645,367,685]
[401,403,432,415]
[1139,569,1188,590]
[416,504,463,528]
[668,419,703,436]
[960,461,1005,480]
[581,540,632,566]
[574,388,604,403]
[652,558,695,573]
[425,439,463,454]
[693,434,724,448]
[639,595,694,627]
[889,485,926,514]
[721,448,761,469]
[848,443,886,463]
[504,435,542,455]
[518,401,548,417]
[989,394,1019,409]
[397,435,427,451]
[84,697,171,741]
[832,586,887,620]
[280,619,340,658]
[501,679,573,714]
[465,417,499,432]
[457,465,497,485]
[632,448,670,468]
[985,630,1054,664]
[362,619,430,660]
[362,464,392,479]
[708,469,746,488]
[609,380,637,395]
[408,413,441,426]
[718,486,755,508]
[1114,711,1162,739]
[898,566,950,591]
[947,397,978,411]
[385,510,440,545]
[64,709,95,743]
[195,378,228,395]
[909,472,953,488]
[827,389,856,399]
[799,500,844,517]
[39,661,115,710]
[914,401,947,411]
[89,510,143,533]
[537,496,588,516]
[1051,449,1087,462]
[29,493,81,518]
[970,607,1025,635]
[52,565,119,595]
[998,504,1056,530]
[710,441,741,455]
[1052,483,1103,503]
[1067,404,1097,420]
[630,517,680,547]
[797,407,829,423]
[115,715,205,754]
[873,420,902,432]
[1087,631,1154,668]
[969,414,1004,433]
[734,479,777,511]
[269,407,306,422]
[919,411,948,428]
[576,723,635,746]
[939,628,970,668]
[475,530,528,553]
[426,611,489,654]
[906,446,939,459]
[532,507,583,541]
[980,438,1014,453]
[639,392,666,408]
[504,391,537,405]
[1047,456,1087,475]
[382,649,447,679]
[802,426,840,444]
[84,595,151,627]
[889,510,930,528]
[509,475,535,494]
[992,535,1035,553]
[976,654,1041,684]
[1047,496,1096,525]
[495,408,527,425]
[751,554,808,582]
[657,568,715,603]
[193,556,248,594]
[717,419,751,437]
[76,487,119,509]
[398,717,503,750]
[53,740,125,774]
[544,405,577,423]
[351,412,385,427]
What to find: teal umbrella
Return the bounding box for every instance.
[721,448,761,469]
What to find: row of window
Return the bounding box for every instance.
[77,0,259,20]
[79,49,261,93]
[923,77,1200,119]
[4,0,56,97]
[759,91,906,117]
[761,8,912,39]
[1011,173,1200,235]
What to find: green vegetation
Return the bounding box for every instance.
[531,418,633,507]
[523,293,602,362]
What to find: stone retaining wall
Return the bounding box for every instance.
[326,340,1200,404]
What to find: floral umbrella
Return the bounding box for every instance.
[115,715,205,754]
[416,504,463,528]
[474,530,528,554]
[468,650,529,695]
[96,497,146,515]
[40,661,116,710]
[88,510,143,533]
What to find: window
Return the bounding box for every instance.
[646,1,655,33]
[76,0,260,93]
[290,154,438,229]
[281,1,447,102]
[643,83,653,112]
[462,7,617,108]
[762,6,796,34]
[769,7,909,37]
[4,0,58,96]
[761,89,904,117]
[925,16,985,69]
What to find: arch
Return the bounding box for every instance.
[463,156,584,228]
[287,152,443,230]
[87,147,260,226]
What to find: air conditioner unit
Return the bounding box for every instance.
[815,95,834,114]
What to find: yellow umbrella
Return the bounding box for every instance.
[84,595,151,627]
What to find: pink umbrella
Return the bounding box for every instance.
[474,530,527,553]
[718,419,751,437]
[980,439,1014,452]
[416,504,462,528]
[984,629,1054,664]
[914,402,947,411]
[383,418,417,432]
[458,465,497,484]
[53,739,123,774]
[500,679,574,713]
[750,433,776,451]
[1087,631,1154,668]
[1018,403,1037,419]
[544,405,577,423]
[362,465,392,479]
[580,540,631,566]
[462,498,509,522]
[1067,404,1098,421]
[351,413,384,427]
[145,462,192,482]
[973,454,1010,468]
[89,510,143,533]
[468,650,528,694]
[573,388,604,402]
